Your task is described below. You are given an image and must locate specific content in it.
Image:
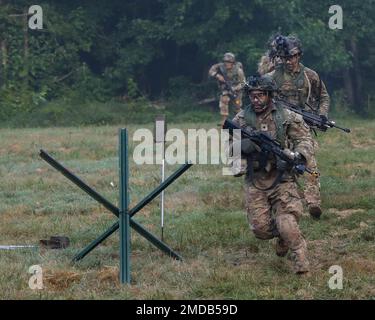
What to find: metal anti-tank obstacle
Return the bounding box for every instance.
[39,128,192,284]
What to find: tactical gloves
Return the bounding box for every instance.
[276,158,291,172]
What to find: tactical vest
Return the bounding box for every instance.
[243,102,287,148]
[273,64,306,109]
[243,103,290,191]
[219,62,242,84]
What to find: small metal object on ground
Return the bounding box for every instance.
[39,236,70,249]
[0,245,38,250]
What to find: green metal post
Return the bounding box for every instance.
[119,129,130,284]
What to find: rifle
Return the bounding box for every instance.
[223,81,237,99]
[277,99,351,133]
[223,119,318,177]
[217,65,241,105]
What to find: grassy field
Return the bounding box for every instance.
[0,117,374,300]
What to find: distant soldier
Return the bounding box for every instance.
[266,36,330,219]
[232,75,314,274]
[209,52,245,126]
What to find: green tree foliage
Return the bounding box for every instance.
[0,0,374,122]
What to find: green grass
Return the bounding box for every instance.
[0,98,216,128]
[0,118,374,299]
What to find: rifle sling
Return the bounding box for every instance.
[246,155,285,191]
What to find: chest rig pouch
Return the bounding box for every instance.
[274,64,306,109]
[219,62,241,84]
[243,104,288,190]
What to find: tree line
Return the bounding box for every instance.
[0,0,374,121]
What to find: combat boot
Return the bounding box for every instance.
[275,238,289,257]
[308,204,322,220]
[291,242,310,274]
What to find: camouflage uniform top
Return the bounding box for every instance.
[267,63,330,116]
[233,101,314,189]
[208,62,245,93]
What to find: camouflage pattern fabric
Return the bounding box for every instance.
[209,62,245,116]
[219,92,243,116]
[267,63,330,116]
[303,139,320,208]
[267,63,329,209]
[233,102,314,273]
[245,182,309,273]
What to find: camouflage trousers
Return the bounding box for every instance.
[245,181,309,273]
[219,92,243,116]
[303,139,321,207]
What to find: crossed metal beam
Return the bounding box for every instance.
[39,149,192,263]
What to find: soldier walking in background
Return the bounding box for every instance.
[209,52,245,126]
[266,36,330,219]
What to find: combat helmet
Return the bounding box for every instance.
[223,52,236,63]
[246,75,277,92]
[278,36,303,57]
[268,34,289,59]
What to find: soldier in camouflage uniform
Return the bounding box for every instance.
[266,36,330,219]
[209,52,246,126]
[232,75,314,274]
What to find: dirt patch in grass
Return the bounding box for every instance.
[44,270,82,290]
[328,208,366,219]
[223,247,259,266]
[350,141,375,151]
[308,239,329,248]
[308,239,335,270]
[96,266,119,285]
[0,206,30,223]
[325,191,373,208]
[200,191,243,209]
[341,256,375,275]
[307,237,360,272]
[9,143,23,154]
[342,162,375,169]
[165,191,200,211]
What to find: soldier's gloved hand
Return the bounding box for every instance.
[294,164,307,175]
[282,148,301,161]
[294,152,308,167]
[241,138,260,154]
[292,151,303,162]
[276,158,291,172]
[216,74,225,83]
